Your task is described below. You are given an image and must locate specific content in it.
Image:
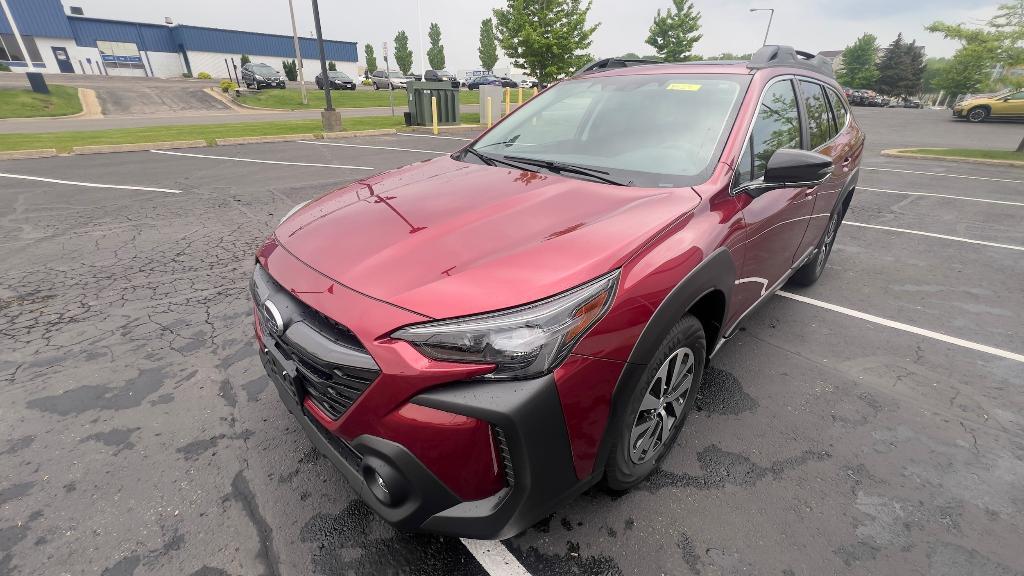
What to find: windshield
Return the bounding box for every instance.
[388,71,405,78]
[435,70,452,77]
[466,73,749,188]
[328,71,350,80]
[251,64,278,76]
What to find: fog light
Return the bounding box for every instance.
[361,458,407,507]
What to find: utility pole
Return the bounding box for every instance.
[383,41,395,117]
[288,0,308,105]
[750,8,775,47]
[417,0,425,78]
[311,0,340,131]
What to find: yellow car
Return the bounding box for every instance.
[953,88,1024,122]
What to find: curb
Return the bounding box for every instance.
[322,128,397,139]
[0,149,57,160]
[205,88,277,113]
[402,125,482,135]
[72,140,207,155]
[74,88,103,119]
[215,134,315,145]
[881,148,1024,168]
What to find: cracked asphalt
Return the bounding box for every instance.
[1,107,1022,576]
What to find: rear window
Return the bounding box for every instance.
[468,73,750,188]
[826,88,848,130]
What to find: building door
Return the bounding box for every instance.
[51,47,75,74]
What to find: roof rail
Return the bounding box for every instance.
[574,57,663,77]
[747,45,834,78]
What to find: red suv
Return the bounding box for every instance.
[251,45,863,539]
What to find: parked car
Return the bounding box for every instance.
[901,98,922,109]
[952,88,1024,122]
[241,63,286,90]
[518,77,538,89]
[316,71,357,91]
[466,75,504,90]
[424,69,460,89]
[406,73,423,81]
[498,76,519,88]
[370,70,408,90]
[252,45,862,540]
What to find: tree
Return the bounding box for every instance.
[836,33,880,89]
[479,18,499,71]
[875,33,926,96]
[364,44,378,74]
[645,0,703,62]
[705,52,752,61]
[921,57,949,92]
[240,54,251,66]
[394,30,413,75]
[620,52,641,59]
[427,23,446,70]
[493,0,600,83]
[926,18,1012,96]
[328,61,337,71]
[282,60,297,81]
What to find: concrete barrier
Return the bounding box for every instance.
[321,129,398,139]
[215,134,315,145]
[72,140,207,155]
[0,149,58,160]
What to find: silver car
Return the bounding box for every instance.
[370,70,409,90]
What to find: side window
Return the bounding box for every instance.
[1007,91,1024,100]
[799,80,832,149]
[737,79,801,184]
[826,88,848,131]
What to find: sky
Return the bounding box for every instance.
[69,0,1003,73]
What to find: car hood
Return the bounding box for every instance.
[275,155,700,318]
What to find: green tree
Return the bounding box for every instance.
[364,44,378,74]
[921,57,949,92]
[479,18,499,71]
[926,20,1008,95]
[328,61,337,71]
[620,52,641,59]
[706,52,752,61]
[427,23,446,70]
[394,30,413,75]
[645,0,703,61]
[493,0,600,83]
[240,54,251,66]
[282,60,297,81]
[836,33,880,88]
[875,33,926,96]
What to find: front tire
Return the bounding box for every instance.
[604,315,706,490]
[966,107,989,122]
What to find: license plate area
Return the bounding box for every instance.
[260,341,303,404]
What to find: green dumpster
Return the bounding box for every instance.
[407,81,460,126]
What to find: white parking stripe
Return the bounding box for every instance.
[149,150,375,169]
[845,221,1024,251]
[297,140,448,154]
[396,132,474,141]
[863,166,1024,184]
[0,172,182,193]
[860,186,1024,206]
[778,291,1024,363]
[460,539,532,576]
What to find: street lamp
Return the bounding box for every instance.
[749,8,774,47]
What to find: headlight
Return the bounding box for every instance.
[392,271,619,380]
[280,200,310,224]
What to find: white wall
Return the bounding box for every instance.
[184,50,357,81]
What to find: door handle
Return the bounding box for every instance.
[841,156,853,169]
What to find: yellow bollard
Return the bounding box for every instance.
[431,95,438,135]
[504,88,511,116]
[486,97,492,128]
[532,87,538,98]
[518,86,523,105]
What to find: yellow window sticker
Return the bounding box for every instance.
[667,83,702,91]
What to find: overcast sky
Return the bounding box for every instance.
[70,0,1000,72]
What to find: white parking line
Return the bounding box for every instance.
[460,539,532,576]
[778,291,1024,363]
[860,186,1024,207]
[0,172,182,193]
[296,140,448,154]
[845,221,1024,251]
[149,150,375,169]
[396,132,474,141]
[863,166,1024,184]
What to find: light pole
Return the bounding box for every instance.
[417,0,425,78]
[750,8,774,47]
[288,0,307,105]
[311,0,341,131]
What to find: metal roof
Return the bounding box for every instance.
[69,17,178,53]
[172,25,356,62]
[0,0,74,38]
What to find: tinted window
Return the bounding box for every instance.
[1007,91,1024,100]
[251,64,278,76]
[799,81,831,149]
[826,88,848,131]
[737,79,801,184]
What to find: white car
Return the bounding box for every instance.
[518,77,537,89]
[370,70,409,90]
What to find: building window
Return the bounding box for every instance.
[0,34,43,64]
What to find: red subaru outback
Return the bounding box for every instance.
[251,46,864,539]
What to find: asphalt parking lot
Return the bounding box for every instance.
[1,107,1022,576]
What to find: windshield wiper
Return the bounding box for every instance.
[461,147,496,166]
[462,148,543,173]
[502,156,630,186]
[475,134,521,150]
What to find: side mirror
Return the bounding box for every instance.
[736,148,833,198]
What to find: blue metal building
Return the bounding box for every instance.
[0,0,358,78]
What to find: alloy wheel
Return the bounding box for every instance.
[629,347,695,464]
[968,108,987,122]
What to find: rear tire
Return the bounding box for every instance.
[966,107,989,122]
[604,315,706,490]
[790,204,843,287]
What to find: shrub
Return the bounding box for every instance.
[240,54,251,66]
[0,63,11,72]
[328,61,337,71]
[197,72,212,80]
[220,79,238,93]
[361,78,373,86]
[282,59,298,81]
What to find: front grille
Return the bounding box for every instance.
[253,264,380,421]
[494,427,515,488]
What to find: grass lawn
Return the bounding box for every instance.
[0,85,82,119]
[901,148,1024,163]
[235,87,484,110]
[0,114,482,153]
